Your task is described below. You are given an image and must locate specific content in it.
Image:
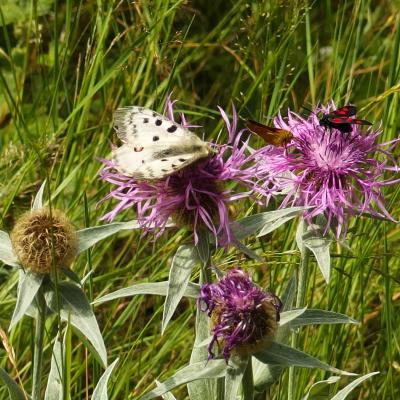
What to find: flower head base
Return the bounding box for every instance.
[99,100,270,244]
[199,269,282,360]
[261,103,400,236]
[11,208,77,274]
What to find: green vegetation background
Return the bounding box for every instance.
[0,0,399,399]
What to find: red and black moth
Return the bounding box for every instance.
[319,105,372,133]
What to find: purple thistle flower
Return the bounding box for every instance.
[199,269,282,361]
[99,99,270,245]
[258,102,400,236]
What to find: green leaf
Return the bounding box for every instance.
[9,271,43,330]
[155,381,177,400]
[253,276,297,391]
[231,237,263,262]
[290,309,358,328]
[92,358,119,400]
[196,230,210,265]
[45,282,107,367]
[257,214,301,237]
[188,306,215,400]
[0,230,20,267]
[162,245,199,333]
[231,207,308,240]
[224,357,249,400]
[32,181,46,210]
[330,372,379,400]
[140,360,228,400]
[279,307,307,327]
[302,376,341,400]
[44,336,63,400]
[297,219,332,283]
[92,281,200,305]
[254,342,355,376]
[0,368,30,400]
[76,220,142,254]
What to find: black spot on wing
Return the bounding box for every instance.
[155,119,162,126]
[143,118,149,123]
[153,136,159,141]
[167,125,177,133]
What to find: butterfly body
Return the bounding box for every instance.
[112,107,211,180]
[319,105,372,133]
[246,120,293,147]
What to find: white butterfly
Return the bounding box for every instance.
[112,107,212,180]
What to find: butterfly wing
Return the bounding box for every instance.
[112,107,211,179]
[247,120,293,146]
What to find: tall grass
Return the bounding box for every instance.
[0,0,399,398]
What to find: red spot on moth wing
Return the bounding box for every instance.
[134,146,144,152]
[331,117,350,123]
[334,105,357,116]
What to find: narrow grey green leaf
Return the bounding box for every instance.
[330,372,379,400]
[231,207,308,240]
[253,275,297,391]
[224,357,248,400]
[32,180,46,210]
[92,358,119,400]
[0,230,20,267]
[45,282,107,367]
[290,309,358,328]
[280,275,297,312]
[141,360,227,400]
[254,342,355,375]
[257,215,300,237]
[9,271,43,330]
[76,220,141,254]
[295,219,305,253]
[92,281,200,305]
[231,237,263,262]
[188,307,215,400]
[302,376,341,400]
[279,307,307,327]
[155,381,177,400]
[162,245,198,333]
[44,336,63,400]
[0,368,30,400]
[196,230,210,265]
[303,229,332,283]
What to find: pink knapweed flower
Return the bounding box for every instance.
[199,269,282,360]
[259,103,399,236]
[99,98,270,244]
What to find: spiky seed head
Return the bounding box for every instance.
[11,208,77,274]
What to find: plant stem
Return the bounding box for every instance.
[288,221,311,400]
[32,288,47,400]
[242,358,254,400]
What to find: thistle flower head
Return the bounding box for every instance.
[259,103,400,236]
[199,269,282,360]
[99,99,270,245]
[11,208,77,274]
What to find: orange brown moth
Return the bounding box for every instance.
[246,120,293,147]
